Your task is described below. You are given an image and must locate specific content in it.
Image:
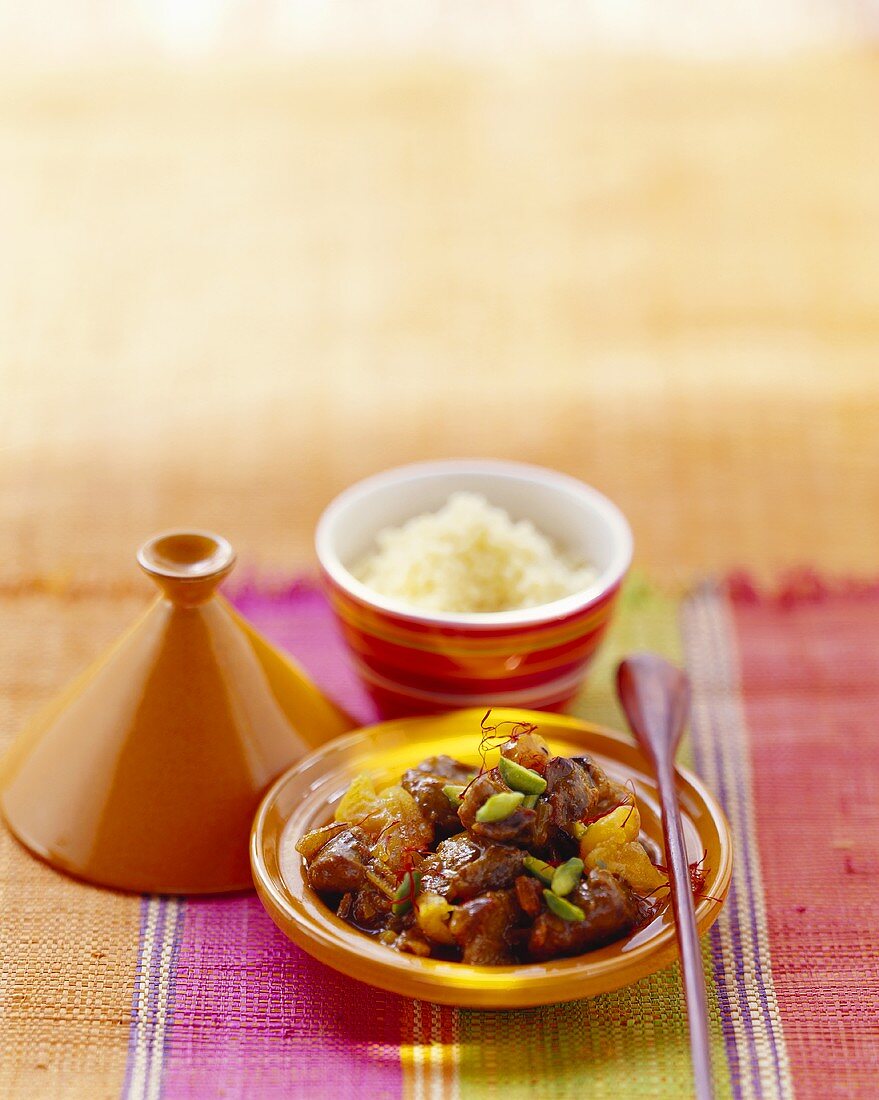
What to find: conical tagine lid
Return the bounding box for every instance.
[0,530,355,893]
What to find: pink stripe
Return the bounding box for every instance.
[157,584,406,1097]
[160,897,407,1099]
[232,580,377,728]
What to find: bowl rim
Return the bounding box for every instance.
[250,708,733,1008]
[314,459,634,628]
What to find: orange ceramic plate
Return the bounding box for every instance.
[250,708,732,1009]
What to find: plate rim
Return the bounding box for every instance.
[251,707,733,1008]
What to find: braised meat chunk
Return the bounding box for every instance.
[458,768,551,847]
[450,890,522,965]
[514,873,544,918]
[528,869,642,961]
[446,839,525,900]
[298,726,667,965]
[419,832,483,896]
[406,754,475,784]
[574,756,631,817]
[456,770,506,829]
[402,755,474,831]
[419,834,524,900]
[303,826,371,893]
[351,875,393,928]
[544,756,597,833]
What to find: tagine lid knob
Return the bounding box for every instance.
[137,529,236,605]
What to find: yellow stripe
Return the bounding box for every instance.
[400,1000,423,1100]
[427,1003,443,1100]
[437,1005,460,1100]
[400,999,461,1100]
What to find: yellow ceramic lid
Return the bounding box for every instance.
[1,530,355,894]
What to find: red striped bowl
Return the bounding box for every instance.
[315,461,633,716]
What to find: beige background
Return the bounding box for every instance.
[3,55,878,590]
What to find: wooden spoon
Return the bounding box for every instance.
[617,653,714,1100]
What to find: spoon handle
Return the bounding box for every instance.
[617,654,714,1100]
[656,755,714,1100]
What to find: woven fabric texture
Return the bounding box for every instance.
[3,57,879,588]
[2,576,877,1098]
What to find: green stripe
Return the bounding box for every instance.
[455,575,733,1099]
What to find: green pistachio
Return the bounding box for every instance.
[523,855,555,886]
[498,756,547,795]
[522,794,539,809]
[543,889,585,922]
[392,870,422,916]
[442,784,466,808]
[475,790,525,823]
[550,857,584,897]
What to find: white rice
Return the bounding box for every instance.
[351,491,596,613]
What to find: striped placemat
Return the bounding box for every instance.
[2,574,877,1098]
